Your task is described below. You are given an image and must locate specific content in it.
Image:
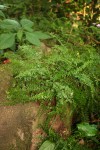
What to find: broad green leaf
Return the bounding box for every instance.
[0,19,20,30]
[77,122,98,137]
[0,33,15,50]
[17,30,23,41]
[0,10,5,18]
[23,26,33,32]
[34,31,51,40]
[20,19,34,31]
[39,140,55,150]
[25,32,41,46]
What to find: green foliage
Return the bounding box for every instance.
[34,16,100,51]
[77,122,98,137]
[39,140,55,150]
[1,0,51,18]
[1,13,99,149]
[39,122,99,150]
[1,0,100,25]
[39,137,92,150]
[0,5,7,19]
[6,37,99,117]
[0,10,5,18]
[0,5,7,10]
[0,33,15,49]
[0,1,100,149]
[0,18,51,51]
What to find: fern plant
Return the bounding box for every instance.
[6,40,100,120]
[5,30,100,148]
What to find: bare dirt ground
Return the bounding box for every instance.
[0,65,46,150]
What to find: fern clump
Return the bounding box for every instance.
[5,42,100,121]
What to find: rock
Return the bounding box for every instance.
[0,64,48,150]
[0,103,40,150]
[31,128,47,150]
[30,109,47,150]
[50,115,71,138]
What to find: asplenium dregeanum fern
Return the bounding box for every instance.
[6,44,100,119]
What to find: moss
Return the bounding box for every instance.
[0,64,12,105]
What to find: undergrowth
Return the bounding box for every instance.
[4,18,100,149]
[6,43,100,117]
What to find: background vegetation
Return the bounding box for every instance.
[0,0,100,149]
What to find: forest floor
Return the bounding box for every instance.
[0,65,46,150]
